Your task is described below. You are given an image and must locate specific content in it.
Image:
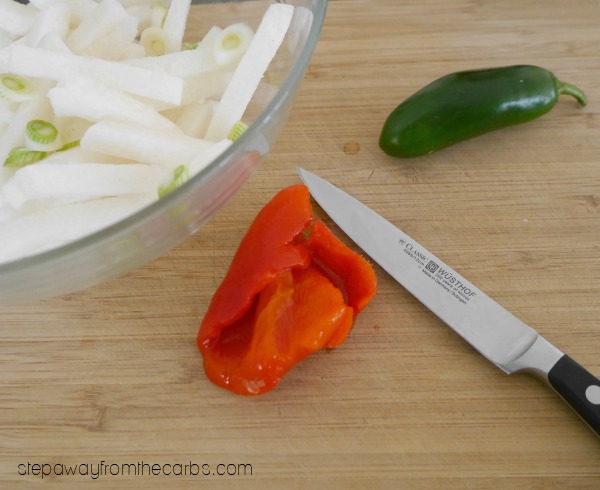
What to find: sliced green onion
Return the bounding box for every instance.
[24,119,63,152]
[212,23,254,67]
[183,42,198,50]
[56,140,81,152]
[4,147,47,168]
[227,120,248,142]
[0,74,37,102]
[158,165,189,198]
[151,1,168,28]
[26,119,59,146]
[140,26,168,56]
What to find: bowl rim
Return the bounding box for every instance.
[0,0,328,275]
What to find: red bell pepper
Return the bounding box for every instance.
[197,184,377,396]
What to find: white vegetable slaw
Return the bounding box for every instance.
[0,0,294,265]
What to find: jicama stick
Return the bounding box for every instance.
[198,25,224,50]
[0,0,35,38]
[35,31,72,53]
[48,76,178,131]
[118,0,159,7]
[32,147,136,166]
[80,14,139,61]
[0,99,14,125]
[2,44,184,105]
[205,3,294,141]
[162,0,191,53]
[20,1,70,48]
[80,119,212,168]
[0,194,157,265]
[0,29,14,50]
[176,100,217,138]
[187,138,232,176]
[180,70,233,106]
[124,2,166,35]
[126,4,153,32]
[125,43,217,77]
[120,42,146,60]
[29,0,98,28]
[2,162,164,209]
[66,0,132,54]
[0,165,11,186]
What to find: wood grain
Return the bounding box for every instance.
[1,0,600,488]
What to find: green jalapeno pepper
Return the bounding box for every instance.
[379,65,587,158]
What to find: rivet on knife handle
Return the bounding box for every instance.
[548,355,600,434]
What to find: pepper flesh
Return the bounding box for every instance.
[379,65,587,158]
[198,184,377,396]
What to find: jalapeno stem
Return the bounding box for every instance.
[557,80,587,106]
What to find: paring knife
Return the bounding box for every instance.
[297,167,600,438]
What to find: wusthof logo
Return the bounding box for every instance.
[435,267,477,298]
[425,260,439,273]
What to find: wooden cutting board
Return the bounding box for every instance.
[1,0,599,488]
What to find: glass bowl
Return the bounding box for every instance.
[0,0,327,304]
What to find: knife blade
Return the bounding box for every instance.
[297,167,600,437]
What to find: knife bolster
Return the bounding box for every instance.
[504,335,564,378]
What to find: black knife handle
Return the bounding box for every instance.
[547,355,600,437]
